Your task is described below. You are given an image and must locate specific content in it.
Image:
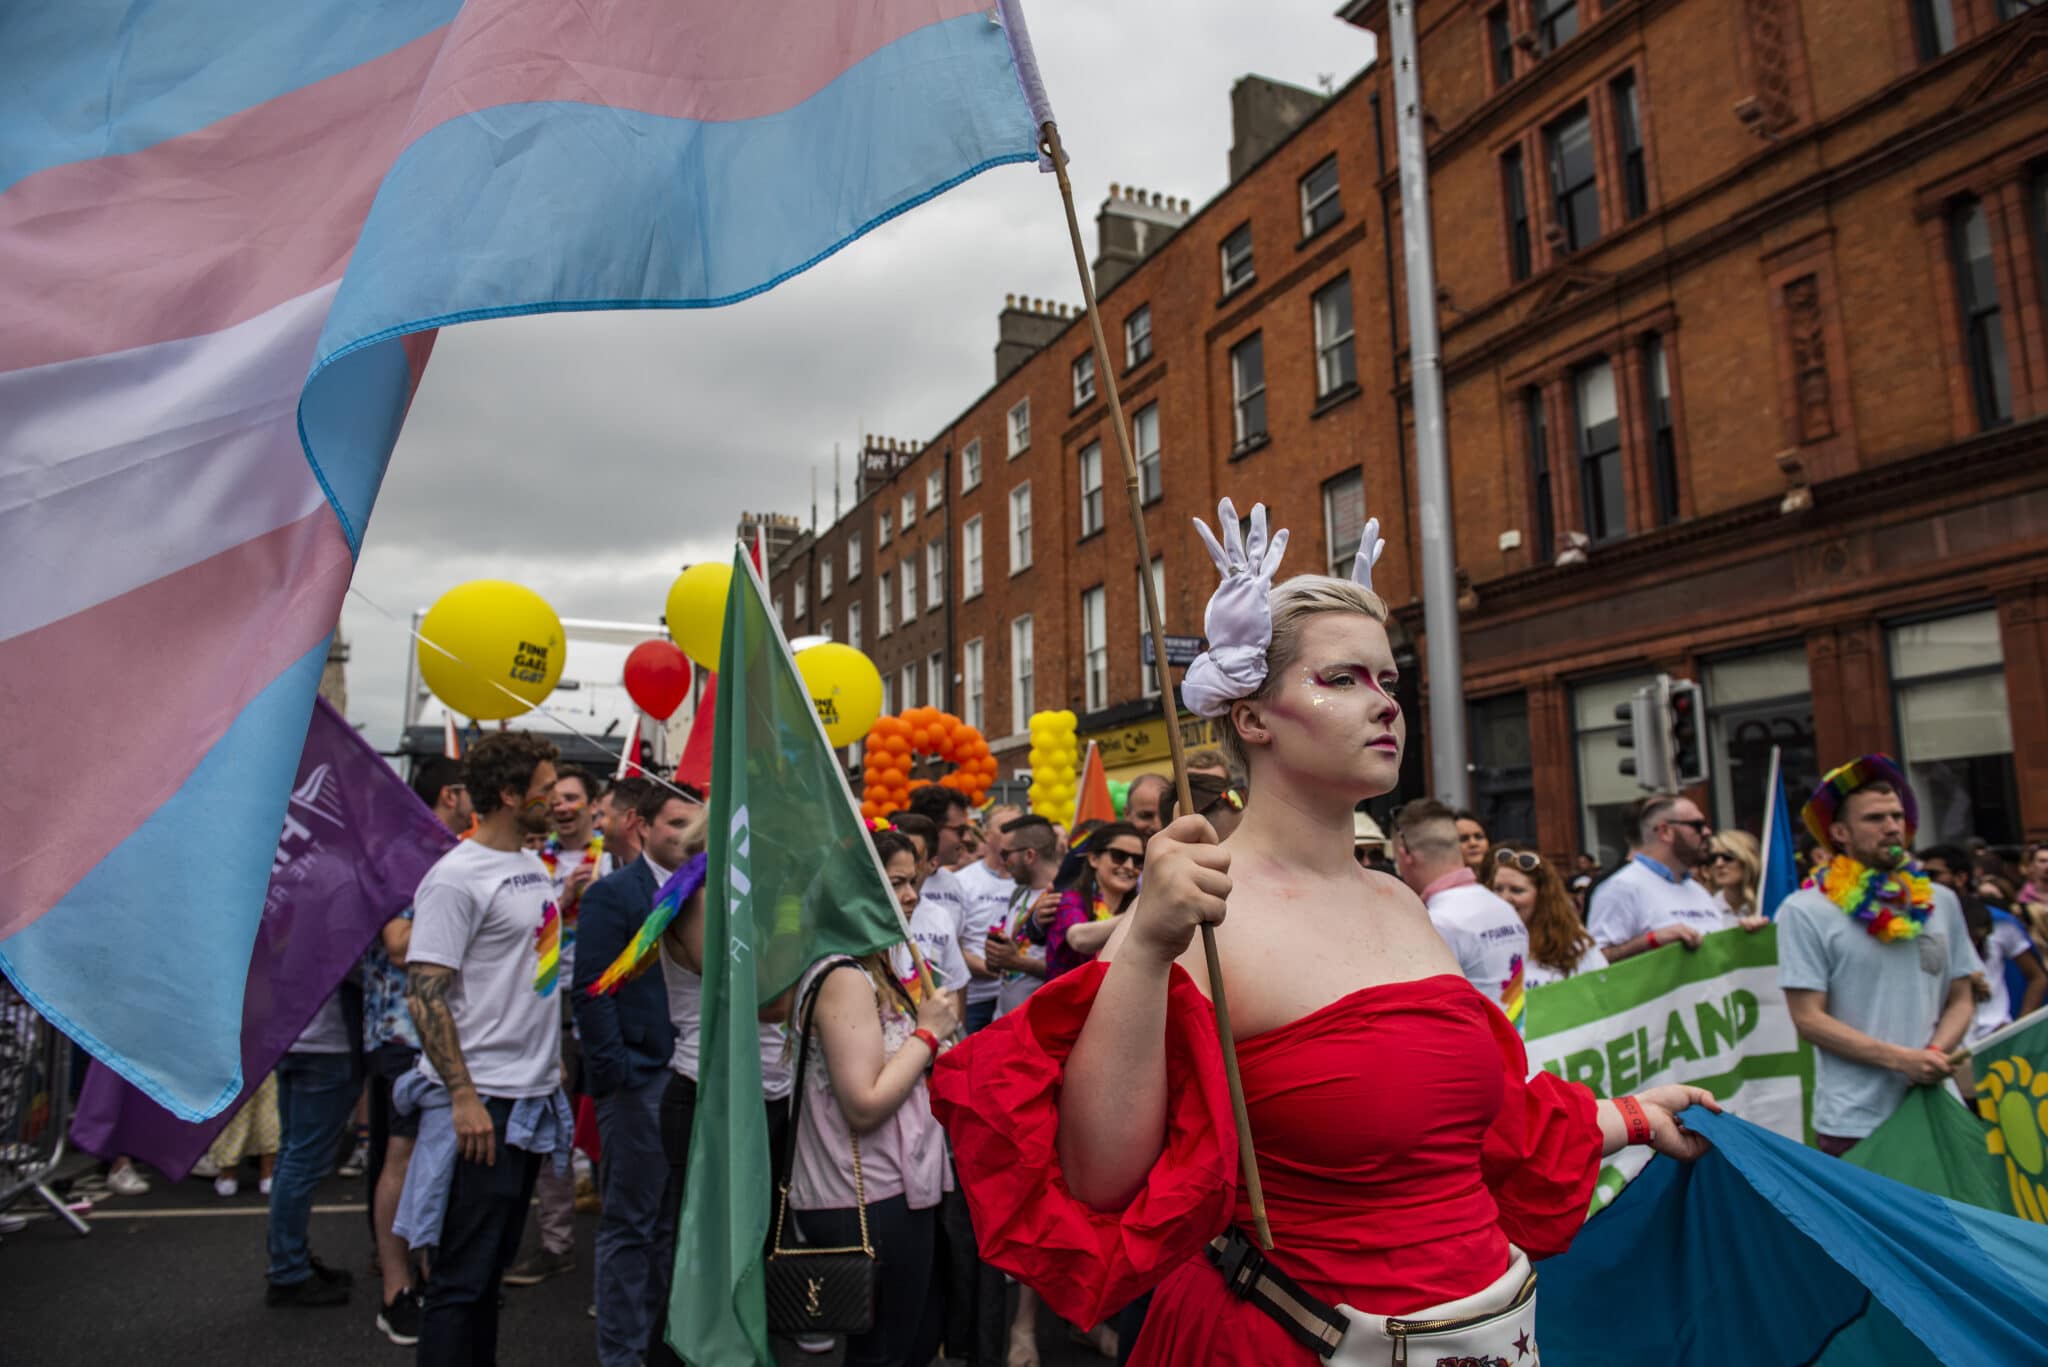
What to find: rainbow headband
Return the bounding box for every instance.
[1801,754,1918,855]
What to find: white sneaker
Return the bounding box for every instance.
[258,1176,273,1197]
[190,1155,220,1179]
[794,1335,836,1355]
[214,1175,239,1198]
[106,1166,151,1197]
[0,1212,28,1234]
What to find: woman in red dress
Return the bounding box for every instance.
[932,502,1716,1364]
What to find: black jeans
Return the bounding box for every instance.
[417,1099,543,1367]
[646,1075,793,1365]
[938,1183,1006,1364]
[364,1043,420,1247]
[795,1195,941,1367]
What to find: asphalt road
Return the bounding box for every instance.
[0,1159,1111,1367]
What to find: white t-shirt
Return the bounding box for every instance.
[952,861,1017,1007]
[1970,914,2035,1043]
[292,990,353,1055]
[660,942,793,1099]
[1426,879,1531,1008]
[891,868,971,993]
[407,841,564,1099]
[1587,857,1732,948]
[1525,941,1609,990]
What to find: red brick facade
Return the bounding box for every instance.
[771,1,2048,860]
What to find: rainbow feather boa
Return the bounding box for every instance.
[1817,854,1933,941]
[588,854,709,997]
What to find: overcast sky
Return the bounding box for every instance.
[341,1,1376,749]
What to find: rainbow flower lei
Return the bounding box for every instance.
[1817,854,1933,941]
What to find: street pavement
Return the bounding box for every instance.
[0,1159,1112,1366]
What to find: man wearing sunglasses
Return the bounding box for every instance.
[1587,792,1730,961]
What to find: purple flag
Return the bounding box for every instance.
[69,698,454,1179]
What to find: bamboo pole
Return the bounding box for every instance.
[1040,121,1271,1249]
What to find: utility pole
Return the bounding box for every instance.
[1388,0,1470,808]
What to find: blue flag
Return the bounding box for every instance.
[1760,751,1801,918]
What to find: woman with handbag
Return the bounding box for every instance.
[933,502,1718,1365]
[778,829,963,1366]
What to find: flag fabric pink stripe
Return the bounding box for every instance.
[0,30,447,375]
[0,511,352,938]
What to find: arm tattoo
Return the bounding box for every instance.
[405,965,477,1097]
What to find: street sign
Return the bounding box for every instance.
[1141,634,1205,667]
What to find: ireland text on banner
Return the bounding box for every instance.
[1524,926,1812,1210]
[1850,1006,2048,1225]
[1,0,1049,1119]
[69,697,455,1178]
[671,546,914,1367]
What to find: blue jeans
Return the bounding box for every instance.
[964,996,998,1035]
[593,1071,675,1367]
[267,1050,362,1286]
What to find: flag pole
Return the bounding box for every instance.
[1040,120,1270,1248]
[1757,745,1783,888]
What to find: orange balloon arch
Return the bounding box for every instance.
[860,707,997,820]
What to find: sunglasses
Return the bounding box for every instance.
[1665,818,1712,834]
[1706,851,1736,866]
[1101,848,1145,871]
[1493,848,1541,873]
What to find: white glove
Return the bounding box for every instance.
[1183,498,1290,718]
[1349,516,1385,595]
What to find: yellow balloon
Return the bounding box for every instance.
[418,580,565,721]
[796,643,884,747]
[666,563,734,670]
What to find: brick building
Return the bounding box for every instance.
[769,1,2048,862]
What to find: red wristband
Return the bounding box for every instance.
[1615,1095,1653,1147]
[911,1028,940,1058]
[1645,930,1660,949]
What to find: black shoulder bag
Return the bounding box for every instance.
[764,956,883,1336]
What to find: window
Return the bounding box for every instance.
[1008,399,1031,457]
[1642,334,1678,524]
[1073,352,1096,407]
[1134,403,1162,504]
[1468,694,1536,843]
[819,556,833,601]
[1313,276,1356,397]
[928,650,946,710]
[1999,0,2041,20]
[795,578,808,618]
[1912,0,1957,61]
[1488,6,1515,88]
[1300,156,1342,237]
[1125,305,1153,367]
[879,508,893,546]
[847,531,862,580]
[1535,0,1579,53]
[901,491,916,529]
[882,674,895,719]
[1221,223,1255,294]
[848,601,863,650]
[1082,586,1108,712]
[1525,387,1554,561]
[1079,442,1104,537]
[820,617,833,641]
[1952,199,2013,429]
[962,516,983,598]
[1703,646,1817,836]
[1889,610,2017,844]
[1612,75,1646,222]
[876,574,891,636]
[926,541,944,607]
[902,663,919,711]
[961,438,982,492]
[1573,357,1626,543]
[1138,559,1166,697]
[1503,148,1532,282]
[1547,106,1600,252]
[963,639,985,731]
[926,468,943,512]
[901,559,917,625]
[1231,333,1268,447]
[1573,673,1657,864]
[1009,482,1033,573]
[1011,616,1035,733]
[773,593,784,624]
[1322,469,1366,576]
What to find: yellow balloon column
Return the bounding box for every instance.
[1026,710,1080,827]
[417,580,566,721]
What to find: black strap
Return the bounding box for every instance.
[1207,1228,1350,1360]
[777,956,866,1200]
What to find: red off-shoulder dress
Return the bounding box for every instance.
[928,960,1602,1364]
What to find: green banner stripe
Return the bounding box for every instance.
[1526,926,1783,1037]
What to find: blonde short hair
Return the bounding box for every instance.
[1217,574,1389,776]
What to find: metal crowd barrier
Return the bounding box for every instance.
[0,982,90,1236]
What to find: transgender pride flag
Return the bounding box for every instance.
[0,0,1051,1120]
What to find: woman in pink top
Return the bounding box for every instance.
[789,830,963,1367]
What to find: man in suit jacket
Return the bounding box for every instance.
[572,785,685,1367]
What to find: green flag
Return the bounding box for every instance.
[669,546,910,1366]
[1850,1007,2048,1227]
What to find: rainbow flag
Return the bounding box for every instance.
[0,0,1051,1120]
[1499,953,1526,1031]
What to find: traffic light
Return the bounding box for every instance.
[1614,679,1672,792]
[1668,678,1708,787]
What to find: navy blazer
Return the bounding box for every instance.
[570,856,678,1097]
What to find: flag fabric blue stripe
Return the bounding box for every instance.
[0,640,330,1119]
[1760,762,1800,918]
[0,1,460,191]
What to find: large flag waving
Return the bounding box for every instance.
[1,0,1051,1118]
[673,546,914,1366]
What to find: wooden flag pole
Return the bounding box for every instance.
[1040,120,1271,1249]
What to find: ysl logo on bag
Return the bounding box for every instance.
[805,1277,823,1318]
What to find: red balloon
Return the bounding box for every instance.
[623,639,694,721]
